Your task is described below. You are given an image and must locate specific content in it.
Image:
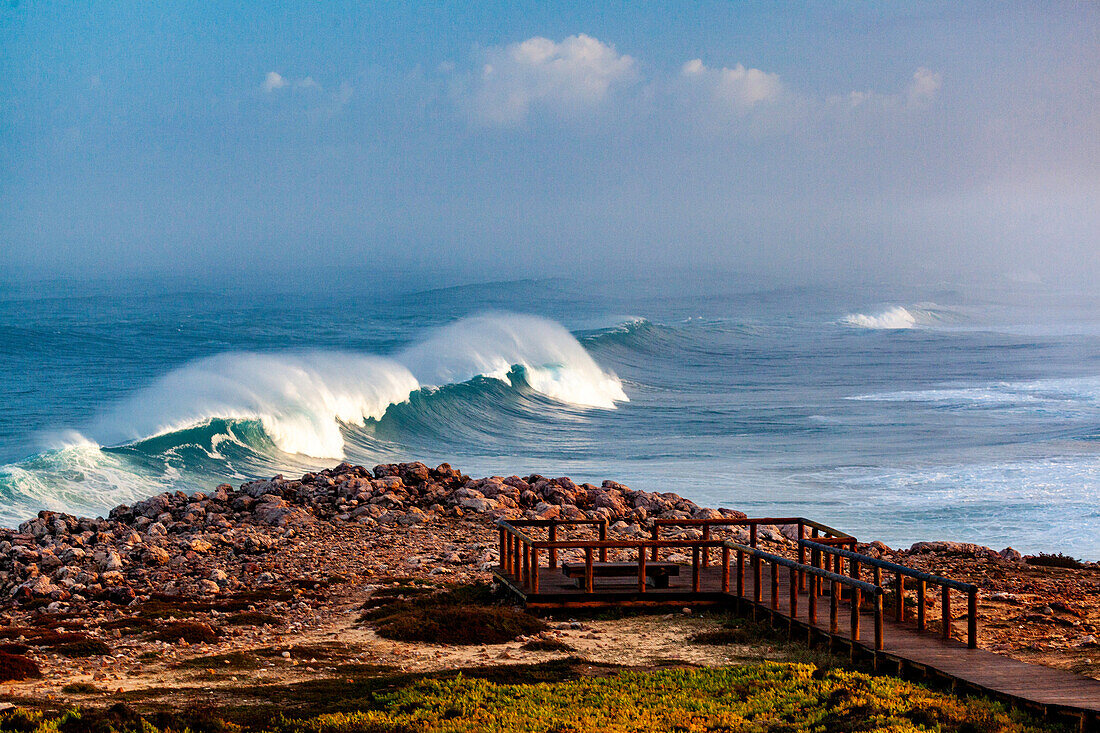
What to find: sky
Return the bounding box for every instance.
[1,2,1098,285]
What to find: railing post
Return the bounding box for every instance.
[736,549,745,597]
[874,590,883,651]
[499,526,506,572]
[770,561,779,610]
[830,580,839,634]
[692,546,701,593]
[523,541,531,589]
[637,545,647,593]
[701,525,711,567]
[530,547,539,593]
[599,521,608,563]
[753,555,762,605]
[942,585,951,641]
[895,571,904,622]
[789,566,798,620]
[504,532,512,574]
[584,547,594,594]
[651,524,659,561]
[721,545,730,593]
[749,523,757,548]
[797,522,806,592]
[873,566,882,596]
[851,587,861,641]
[548,523,558,568]
[809,569,818,625]
[917,580,927,631]
[968,587,977,649]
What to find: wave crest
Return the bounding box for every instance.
[840,306,918,330]
[86,313,626,460]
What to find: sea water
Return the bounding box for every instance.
[2,270,1099,558]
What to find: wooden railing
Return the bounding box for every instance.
[650,517,856,591]
[801,539,979,649]
[498,517,727,594]
[496,518,977,655]
[724,540,885,651]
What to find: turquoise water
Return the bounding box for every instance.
[3,271,1100,558]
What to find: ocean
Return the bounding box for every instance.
[3,271,1099,559]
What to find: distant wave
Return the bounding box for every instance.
[839,303,957,330]
[852,375,1100,418]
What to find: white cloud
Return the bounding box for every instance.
[679,58,784,110]
[263,71,288,92]
[262,72,321,93]
[907,67,942,108]
[464,34,638,125]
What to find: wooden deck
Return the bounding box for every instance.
[495,562,1100,729]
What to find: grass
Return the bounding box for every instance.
[0,661,1061,732]
[361,582,548,645]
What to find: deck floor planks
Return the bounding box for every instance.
[502,560,1100,713]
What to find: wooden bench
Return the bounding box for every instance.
[561,562,680,589]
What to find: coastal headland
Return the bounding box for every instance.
[0,462,1097,730]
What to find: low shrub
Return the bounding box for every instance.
[0,651,41,682]
[54,639,112,657]
[520,638,574,653]
[1025,553,1085,569]
[373,605,546,645]
[224,611,282,627]
[152,621,220,644]
[60,682,102,694]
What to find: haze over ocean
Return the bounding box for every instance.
[2,6,1098,557]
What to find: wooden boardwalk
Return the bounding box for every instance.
[494,520,1100,730]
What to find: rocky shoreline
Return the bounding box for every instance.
[0,461,1097,704]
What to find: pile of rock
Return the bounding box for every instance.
[0,461,747,609]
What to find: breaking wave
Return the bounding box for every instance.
[0,313,627,524]
[839,304,958,330]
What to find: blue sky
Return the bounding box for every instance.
[1,2,1097,284]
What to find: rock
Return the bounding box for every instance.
[210,568,228,583]
[999,547,1023,563]
[188,538,214,554]
[16,575,56,599]
[240,477,285,499]
[143,546,171,566]
[107,585,136,605]
[458,497,498,514]
[908,541,998,558]
[252,496,313,527]
[96,550,123,572]
[256,572,276,585]
[197,579,220,594]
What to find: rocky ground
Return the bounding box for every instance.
[0,460,1096,714]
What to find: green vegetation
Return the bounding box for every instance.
[0,662,1058,732]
